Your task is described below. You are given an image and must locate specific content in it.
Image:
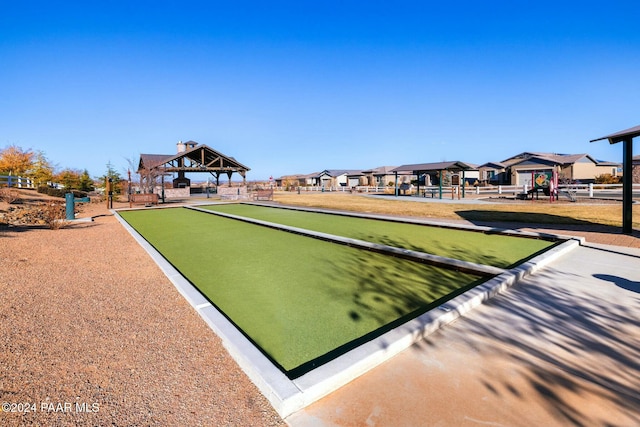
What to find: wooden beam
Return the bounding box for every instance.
[207,156,221,167]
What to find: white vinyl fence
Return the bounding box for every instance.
[0,175,34,188]
[273,183,640,199]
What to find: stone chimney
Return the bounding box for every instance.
[177,140,186,153]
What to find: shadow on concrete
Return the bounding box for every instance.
[594,274,640,293]
[456,209,640,238]
[415,266,640,426]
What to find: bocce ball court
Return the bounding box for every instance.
[115,203,575,417]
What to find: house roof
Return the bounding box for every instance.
[391,161,477,173]
[477,161,506,169]
[499,152,613,168]
[499,152,577,167]
[315,169,363,177]
[500,152,546,166]
[360,166,397,175]
[595,160,622,166]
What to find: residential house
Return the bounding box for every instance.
[315,170,363,188]
[391,161,479,186]
[275,173,317,188]
[480,152,621,186]
[360,166,398,187]
[477,161,509,185]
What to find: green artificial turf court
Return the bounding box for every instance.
[119,207,488,377]
[200,203,557,268]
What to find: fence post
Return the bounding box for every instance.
[65,193,75,220]
[589,183,594,198]
[498,185,502,194]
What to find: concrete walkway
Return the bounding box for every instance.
[286,241,640,426]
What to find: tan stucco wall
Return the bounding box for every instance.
[572,162,618,180]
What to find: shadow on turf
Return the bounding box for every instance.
[456,209,639,237]
[412,267,640,426]
[286,239,491,379]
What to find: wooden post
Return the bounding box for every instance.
[106,178,113,209]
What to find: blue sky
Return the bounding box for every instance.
[1,1,639,181]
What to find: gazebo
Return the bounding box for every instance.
[591,125,640,234]
[391,161,477,198]
[137,141,250,198]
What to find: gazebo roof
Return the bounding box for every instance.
[391,161,477,173]
[138,154,173,170]
[590,125,638,234]
[590,125,640,144]
[138,143,250,176]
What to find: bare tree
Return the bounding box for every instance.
[125,155,162,195]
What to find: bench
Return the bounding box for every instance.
[423,188,438,198]
[130,193,159,207]
[253,189,274,201]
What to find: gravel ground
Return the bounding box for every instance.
[1,199,284,426]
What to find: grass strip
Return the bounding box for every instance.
[200,203,555,268]
[190,205,506,276]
